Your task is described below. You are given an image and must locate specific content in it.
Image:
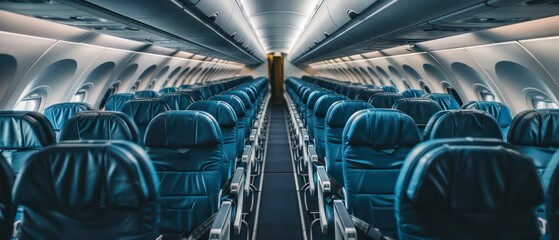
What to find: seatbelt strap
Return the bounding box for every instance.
[351,216,388,240]
[186,213,218,240]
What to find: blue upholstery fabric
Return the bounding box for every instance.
[368,93,403,108]
[325,101,373,185]
[179,84,192,90]
[392,98,442,131]
[306,90,333,139]
[342,109,420,238]
[423,110,503,140]
[0,111,56,173]
[43,102,93,139]
[59,111,140,143]
[13,141,160,240]
[544,151,559,240]
[223,90,253,138]
[179,90,204,102]
[134,90,160,99]
[396,138,543,240]
[187,101,238,183]
[144,111,223,236]
[381,86,399,93]
[120,99,170,142]
[160,92,194,110]
[424,93,460,110]
[0,154,14,240]
[313,94,349,160]
[104,93,134,111]
[355,88,383,101]
[400,89,425,98]
[463,101,513,138]
[210,95,246,157]
[158,87,178,94]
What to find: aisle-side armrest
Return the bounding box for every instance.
[210,201,232,240]
[333,200,357,240]
[316,166,330,233]
[231,168,245,235]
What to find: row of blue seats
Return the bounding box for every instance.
[0,76,271,239]
[285,76,559,240]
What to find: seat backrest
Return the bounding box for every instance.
[343,109,421,238]
[544,150,559,240]
[355,88,383,101]
[400,89,425,98]
[423,110,503,140]
[312,94,348,159]
[0,154,14,240]
[180,89,204,101]
[144,111,223,236]
[209,95,246,156]
[158,87,178,94]
[392,98,442,133]
[43,102,93,139]
[223,90,253,136]
[368,92,403,108]
[306,90,333,139]
[423,93,460,110]
[187,101,238,183]
[325,101,374,185]
[159,92,194,110]
[120,99,169,142]
[0,111,56,174]
[59,111,140,143]
[381,86,399,93]
[463,101,513,138]
[13,141,160,240]
[508,109,559,174]
[134,90,160,99]
[396,138,543,240]
[104,93,134,111]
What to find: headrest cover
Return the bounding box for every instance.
[344,109,420,148]
[43,102,93,131]
[209,95,246,117]
[144,111,222,148]
[134,90,160,99]
[120,99,169,128]
[423,110,503,140]
[59,111,139,143]
[187,100,237,128]
[424,93,460,110]
[160,92,194,110]
[14,141,157,208]
[307,90,333,109]
[0,111,56,149]
[313,95,348,117]
[104,93,134,111]
[369,93,404,108]
[356,88,383,101]
[463,101,513,128]
[381,86,399,93]
[400,89,426,98]
[393,99,442,126]
[508,109,559,147]
[326,101,374,128]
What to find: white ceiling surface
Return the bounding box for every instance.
[241,0,319,53]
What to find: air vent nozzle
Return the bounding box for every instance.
[347,9,359,19]
[208,12,219,22]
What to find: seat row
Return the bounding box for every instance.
[285,76,559,240]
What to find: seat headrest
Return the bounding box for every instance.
[368,93,404,108]
[0,111,56,149]
[463,101,513,128]
[307,90,333,109]
[134,90,160,99]
[400,138,542,211]
[423,110,503,140]
[356,88,383,101]
[158,87,178,94]
[187,100,237,128]
[43,102,93,131]
[209,95,246,117]
[224,91,252,107]
[302,87,324,104]
[233,87,256,102]
[400,89,426,98]
[104,93,134,111]
[344,109,420,148]
[508,109,559,147]
[326,100,374,128]
[59,111,139,143]
[13,141,158,208]
[313,94,348,117]
[393,99,442,126]
[544,150,559,211]
[144,111,222,148]
[424,93,460,110]
[179,84,192,89]
[381,86,399,93]
[179,90,204,101]
[120,99,169,128]
[159,92,194,110]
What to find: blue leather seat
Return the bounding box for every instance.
[210,95,246,157]
[544,151,559,240]
[104,93,134,111]
[393,99,442,136]
[224,90,254,137]
[355,88,383,101]
[325,101,374,185]
[188,101,238,183]
[13,141,160,240]
[43,102,93,139]
[306,90,334,139]
[144,111,223,237]
[423,110,503,140]
[312,94,348,160]
[0,111,56,174]
[180,90,204,102]
[179,84,192,89]
[343,109,421,238]
[120,99,170,142]
[160,92,194,110]
[463,101,513,138]
[59,111,140,143]
[0,154,14,240]
[159,87,178,94]
[346,87,362,100]
[381,86,399,93]
[193,86,211,99]
[368,92,403,108]
[400,89,425,98]
[134,90,160,99]
[424,93,460,110]
[396,138,543,240]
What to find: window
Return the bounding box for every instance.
[147,80,156,90]
[420,82,431,93]
[481,91,496,102]
[403,80,411,90]
[130,81,140,93]
[71,90,86,102]
[444,84,463,106]
[99,83,118,109]
[531,96,559,109]
[14,93,42,111]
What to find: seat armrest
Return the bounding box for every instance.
[316,166,330,193]
[231,168,245,235]
[333,200,357,240]
[316,166,331,233]
[301,128,309,142]
[250,129,258,142]
[308,144,318,163]
[210,200,233,240]
[241,145,253,193]
[242,145,252,164]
